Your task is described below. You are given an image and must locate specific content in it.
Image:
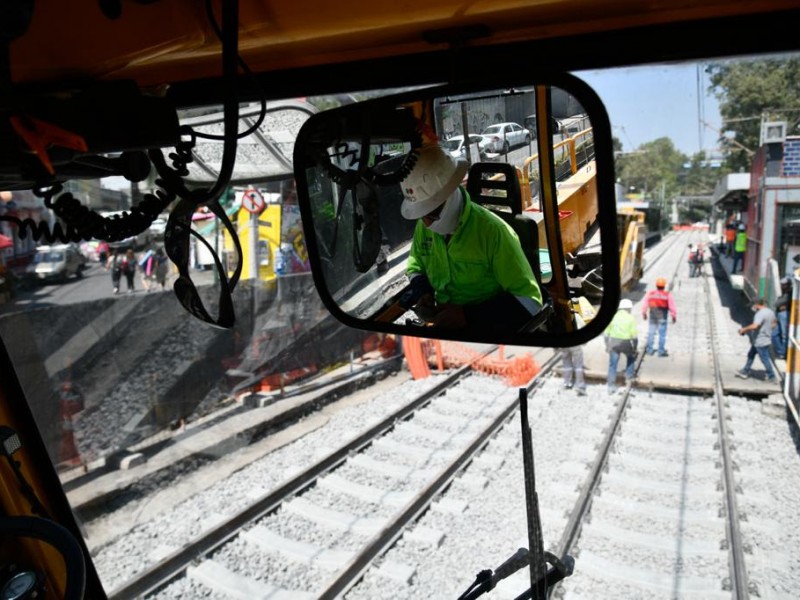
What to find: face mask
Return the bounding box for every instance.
[426,188,463,235]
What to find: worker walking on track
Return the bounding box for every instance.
[604,299,638,394]
[642,277,676,357]
[735,297,777,383]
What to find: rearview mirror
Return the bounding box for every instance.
[293,74,620,347]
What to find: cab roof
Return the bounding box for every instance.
[9,0,799,93]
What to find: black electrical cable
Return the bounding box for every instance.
[198,0,240,205]
[195,0,268,141]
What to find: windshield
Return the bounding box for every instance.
[1,51,800,599]
[482,125,501,135]
[441,138,462,151]
[37,251,64,263]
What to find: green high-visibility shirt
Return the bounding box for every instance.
[406,192,542,307]
[604,309,638,340]
[734,231,747,253]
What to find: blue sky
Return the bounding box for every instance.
[574,62,722,157]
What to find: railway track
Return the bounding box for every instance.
[105,349,558,598]
[550,232,748,598]
[84,230,800,599]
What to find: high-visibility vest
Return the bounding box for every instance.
[605,310,637,340]
[735,231,747,253]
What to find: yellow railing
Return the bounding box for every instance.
[520,127,594,210]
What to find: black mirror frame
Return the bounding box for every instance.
[293,71,619,348]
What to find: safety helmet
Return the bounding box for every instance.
[738,224,746,231]
[656,277,667,289]
[619,299,633,310]
[400,144,468,220]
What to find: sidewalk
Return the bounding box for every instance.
[711,244,746,291]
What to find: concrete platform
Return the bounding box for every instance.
[577,242,783,397]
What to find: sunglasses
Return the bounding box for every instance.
[164,198,243,329]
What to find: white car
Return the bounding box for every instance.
[148,215,169,241]
[30,244,85,282]
[441,134,488,161]
[480,122,532,154]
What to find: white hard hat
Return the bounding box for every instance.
[619,298,633,310]
[400,144,468,220]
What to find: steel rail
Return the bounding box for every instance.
[317,351,563,600]
[108,348,496,599]
[551,357,639,564]
[703,275,749,598]
[551,230,690,580]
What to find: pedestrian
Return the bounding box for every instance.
[642,277,676,356]
[154,247,169,290]
[122,248,136,292]
[772,277,792,359]
[735,297,777,382]
[560,346,587,396]
[731,224,747,274]
[687,244,695,277]
[691,243,704,278]
[604,298,638,394]
[97,240,110,264]
[106,249,122,294]
[139,248,156,292]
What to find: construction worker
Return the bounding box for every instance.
[642,277,676,356]
[398,143,542,335]
[735,297,777,383]
[773,277,792,359]
[725,222,736,257]
[732,223,747,274]
[604,298,638,394]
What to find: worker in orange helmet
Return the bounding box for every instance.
[642,277,677,357]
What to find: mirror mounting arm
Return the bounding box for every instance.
[534,85,573,334]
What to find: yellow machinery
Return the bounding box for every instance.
[617,207,647,290]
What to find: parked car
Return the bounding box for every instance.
[480,122,531,153]
[441,134,488,161]
[29,244,85,282]
[148,214,169,242]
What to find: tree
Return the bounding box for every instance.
[616,137,685,198]
[707,57,800,171]
[682,151,726,196]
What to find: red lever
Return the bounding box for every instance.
[10,115,88,175]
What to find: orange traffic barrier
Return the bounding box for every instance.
[402,337,539,386]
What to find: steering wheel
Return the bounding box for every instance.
[0,516,86,599]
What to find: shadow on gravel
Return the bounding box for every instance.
[709,249,752,328]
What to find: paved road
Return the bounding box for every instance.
[0,261,170,313]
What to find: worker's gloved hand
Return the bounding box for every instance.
[399,275,435,309]
[412,294,437,322]
[433,303,467,329]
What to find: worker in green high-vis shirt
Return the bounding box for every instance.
[732,223,747,274]
[604,298,639,394]
[398,143,542,336]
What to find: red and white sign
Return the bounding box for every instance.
[242,189,265,214]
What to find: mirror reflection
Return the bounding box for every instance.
[295,83,616,344]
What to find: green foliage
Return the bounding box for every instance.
[707,57,800,171]
[616,137,685,198]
